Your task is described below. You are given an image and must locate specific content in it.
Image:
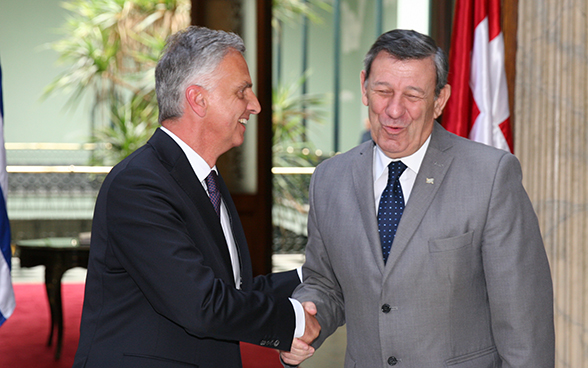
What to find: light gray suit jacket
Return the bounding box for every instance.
[293,123,554,368]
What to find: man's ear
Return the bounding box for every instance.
[186,85,207,117]
[360,70,369,106]
[433,84,451,119]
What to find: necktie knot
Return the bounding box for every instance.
[205,171,221,217]
[387,160,407,183]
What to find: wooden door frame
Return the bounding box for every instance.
[192,0,273,276]
[502,0,518,142]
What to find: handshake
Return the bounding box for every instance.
[280,301,321,366]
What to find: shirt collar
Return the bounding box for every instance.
[374,135,431,181]
[160,126,217,183]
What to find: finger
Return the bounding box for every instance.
[302,301,317,315]
[281,352,304,366]
[281,353,313,366]
[280,345,315,366]
[290,338,314,358]
[291,337,311,351]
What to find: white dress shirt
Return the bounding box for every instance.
[373,135,431,212]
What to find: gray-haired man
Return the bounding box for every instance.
[74,26,319,368]
[282,29,554,368]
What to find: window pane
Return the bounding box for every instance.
[272,0,431,253]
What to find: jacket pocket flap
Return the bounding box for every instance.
[428,231,474,253]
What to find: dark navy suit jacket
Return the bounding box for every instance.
[73,128,300,368]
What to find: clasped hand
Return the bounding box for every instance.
[280,301,320,366]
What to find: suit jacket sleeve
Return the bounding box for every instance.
[292,163,346,348]
[252,270,301,299]
[106,164,296,350]
[481,153,554,367]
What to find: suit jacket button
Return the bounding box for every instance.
[382,304,392,313]
[388,356,398,365]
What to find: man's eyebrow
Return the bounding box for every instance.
[372,81,391,88]
[233,81,252,93]
[240,81,253,89]
[405,86,426,95]
[371,81,426,95]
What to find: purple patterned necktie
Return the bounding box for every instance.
[205,171,221,217]
[378,161,407,264]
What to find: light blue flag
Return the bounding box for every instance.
[0,58,15,326]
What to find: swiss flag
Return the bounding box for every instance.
[442,0,513,153]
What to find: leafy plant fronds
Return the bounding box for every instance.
[45,0,190,165]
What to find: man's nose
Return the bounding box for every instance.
[248,91,261,115]
[385,96,406,119]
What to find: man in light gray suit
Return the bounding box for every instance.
[281,29,554,367]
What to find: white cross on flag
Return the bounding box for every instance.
[442,0,513,153]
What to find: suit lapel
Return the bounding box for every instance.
[384,124,454,275]
[217,173,251,290]
[350,141,386,274]
[148,129,234,282]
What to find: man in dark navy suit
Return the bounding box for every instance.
[73,26,319,368]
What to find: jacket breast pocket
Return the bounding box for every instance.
[428,231,474,253]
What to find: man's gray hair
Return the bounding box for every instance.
[363,29,448,97]
[155,26,245,123]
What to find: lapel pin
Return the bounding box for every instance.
[426,178,434,185]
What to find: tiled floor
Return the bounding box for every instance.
[10,253,347,367]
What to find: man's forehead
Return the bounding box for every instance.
[372,52,435,71]
[369,55,435,88]
[371,79,426,94]
[214,51,252,84]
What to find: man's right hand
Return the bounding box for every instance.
[280,302,321,366]
[299,302,320,344]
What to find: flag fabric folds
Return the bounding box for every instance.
[0,59,15,326]
[442,0,513,152]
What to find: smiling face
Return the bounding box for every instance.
[361,51,450,159]
[203,49,261,154]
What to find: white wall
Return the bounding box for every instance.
[0,0,91,145]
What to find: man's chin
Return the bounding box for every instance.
[375,139,411,159]
[232,135,245,149]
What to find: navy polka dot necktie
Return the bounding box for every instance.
[205,170,221,217]
[378,161,407,264]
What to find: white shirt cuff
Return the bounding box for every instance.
[289,298,305,338]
